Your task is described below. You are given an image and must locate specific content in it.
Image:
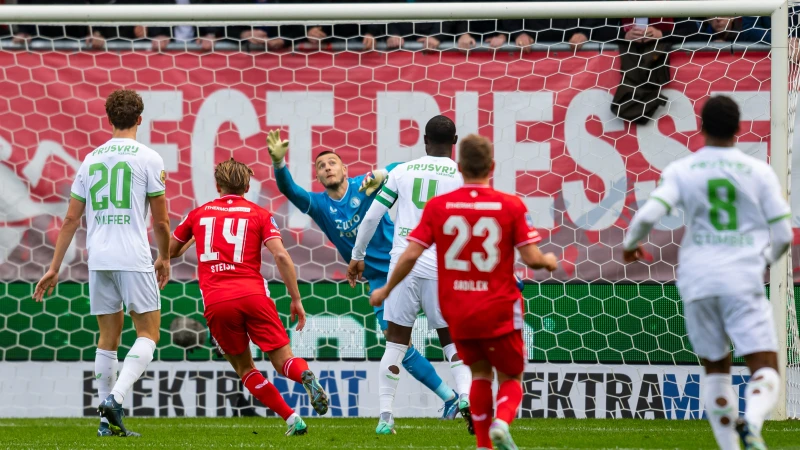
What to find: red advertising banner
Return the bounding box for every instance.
[0,49,792,282]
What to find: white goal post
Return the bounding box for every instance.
[0,0,797,420]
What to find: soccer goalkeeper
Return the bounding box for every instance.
[267,131,463,417]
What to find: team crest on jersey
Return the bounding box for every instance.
[525,213,534,228]
[329,206,338,214]
[349,197,361,208]
[160,170,166,184]
[271,217,278,229]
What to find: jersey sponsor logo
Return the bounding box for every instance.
[329,206,338,214]
[528,230,539,239]
[271,217,279,229]
[160,170,166,184]
[204,206,251,212]
[690,159,753,174]
[270,229,279,233]
[445,201,501,210]
[349,196,361,208]
[335,214,362,237]
[90,144,140,156]
[407,163,457,176]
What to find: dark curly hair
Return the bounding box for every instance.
[105,89,144,130]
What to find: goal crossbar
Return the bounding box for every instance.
[0,0,786,23]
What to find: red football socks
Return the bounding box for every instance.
[471,378,494,449]
[242,369,294,420]
[282,357,310,383]
[496,379,523,425]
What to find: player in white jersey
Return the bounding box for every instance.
[347,116,471,435]
[623,96,792,450]
[33,90,171,437]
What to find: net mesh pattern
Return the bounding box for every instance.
[0,11,798,418]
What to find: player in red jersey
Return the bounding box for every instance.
[169,158,328,436]
[370,135,558,450]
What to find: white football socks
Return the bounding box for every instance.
[745,367,781,434]
[110,337,156,404]
[379,342,408,415]
[95,348,118,423]
[444,343,472,397]
[703,373,739,450]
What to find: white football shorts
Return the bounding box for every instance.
[384,275,447,330]
[683,293,778,362]
[89,270,161,316]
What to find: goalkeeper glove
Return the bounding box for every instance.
[359,169,388,196]
[266,129,289,168]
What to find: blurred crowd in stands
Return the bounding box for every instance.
[0,0,785,52]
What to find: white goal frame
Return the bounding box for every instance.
[2,0,794,420]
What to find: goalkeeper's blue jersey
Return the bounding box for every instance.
[274,163,399,283]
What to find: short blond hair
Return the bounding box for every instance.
[214,158,253,195]
[458,134,494,178]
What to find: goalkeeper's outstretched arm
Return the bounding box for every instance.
[267,129,313,214]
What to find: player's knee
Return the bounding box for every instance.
[97,336,120,351]
[497,371,523,383]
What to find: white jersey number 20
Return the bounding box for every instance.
[443,216,501,273]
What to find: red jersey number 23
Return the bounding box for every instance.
[443,216,501,273]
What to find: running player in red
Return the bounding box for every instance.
[370,135,558,450]
[169,158,328,436]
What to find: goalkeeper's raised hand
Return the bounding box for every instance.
[358,169,388,196]
[266,129,289,168]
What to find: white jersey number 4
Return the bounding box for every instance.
[199,217,248,263]
[443,216,501,273]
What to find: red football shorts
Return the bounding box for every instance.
[204,294,289,356]
[454,330,526,376]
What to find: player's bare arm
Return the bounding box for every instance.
[347,192,392,287]
[621,197,668,263]
[149,194,171,289]
[369,241,425,307]
[33,197,85,301]
[168,236,195,259]
[266,238,306,331]
[517,243,559,272]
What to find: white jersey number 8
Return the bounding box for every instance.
[199,217,248,263]
[443,216,501,273]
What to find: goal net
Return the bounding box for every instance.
[0,1,798,420]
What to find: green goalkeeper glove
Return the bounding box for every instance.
[267,129,289,168]
[359,169,388,196]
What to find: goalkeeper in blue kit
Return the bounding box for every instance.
[266,131,462,417]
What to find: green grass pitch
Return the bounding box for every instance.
[2,418,800,449]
